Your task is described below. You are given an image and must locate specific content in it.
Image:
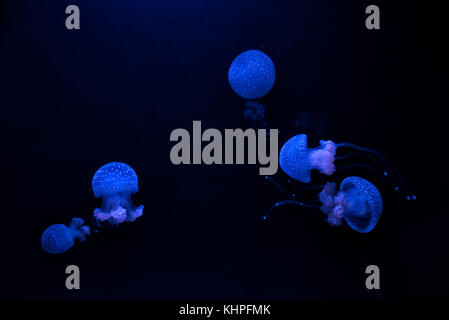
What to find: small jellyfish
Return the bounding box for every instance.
[92,162,144,226]
[264,176,383,233]
[41,217,90,254]
[228,49,276,125]
[279,133,415,200]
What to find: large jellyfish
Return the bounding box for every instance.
[264,176,383,233]
[228,49,276,125]
[279,133,415,200]
[41,218,90,254]
[92,162,144,226]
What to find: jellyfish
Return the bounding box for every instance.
[228,49,276,126]
[264,176,383,233]
[279,133,415,200]
[41,217,90,254]
[92,162,144,226]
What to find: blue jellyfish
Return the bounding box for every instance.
[92,162,144,226]
[228,49,276,125]
[264,176,383,233]
[41,217,90,254]
[279,133,415,200]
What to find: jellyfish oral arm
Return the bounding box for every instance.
[128,205,144,222]
[94,208,112,222]
[308,140,337,176]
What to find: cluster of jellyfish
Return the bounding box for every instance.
[41,162,144,254]
[262,132,416,233]
[228,49,415,233]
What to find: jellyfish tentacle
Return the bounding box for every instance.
[335,152,388,176]
[92,162,144,226]
[68,218,90,242]
[265,176,294,198]
[336,143,402,179]
[263,200,323,220]
[336,163,399,190]
[336,142,415,199]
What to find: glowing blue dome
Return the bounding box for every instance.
[41,224,74,254]
[340,176,383,233]
[92,162,138,198]
[228,49,276,100]
[279,134,312,183]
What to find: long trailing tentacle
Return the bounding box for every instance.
[336,142,416,200]
[265,176,294,198]
[263,200,324,220]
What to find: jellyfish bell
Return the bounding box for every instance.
[228,49,276,100]
[92,162,144,226]
[279,134,336,183]
[41,217,90,254]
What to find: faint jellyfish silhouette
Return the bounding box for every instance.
[228,49,276,126]
[92,162,144,226]
[279,133,415,200]
[41,217,90,254]
[264,176,383,233]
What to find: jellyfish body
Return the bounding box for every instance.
[279,134,336,183]
[92,162,144,226]
[318,177,383,232]
[339,177,383,232]
[243,100,266,125]
[228,49,276,100]
[41,217,90,254]
[264,176,383,233]
[279,133,414,200]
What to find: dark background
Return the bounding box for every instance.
[1,0,447,299]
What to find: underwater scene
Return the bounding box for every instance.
[1,0,448,306]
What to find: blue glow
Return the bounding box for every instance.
[340,176,383,233]
[243,100,266,124]
[41,218,90,254]
[279,134,312,183]
[228,49,276,100]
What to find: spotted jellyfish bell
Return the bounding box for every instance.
[279,133,415,200]
[92,162,144,226]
